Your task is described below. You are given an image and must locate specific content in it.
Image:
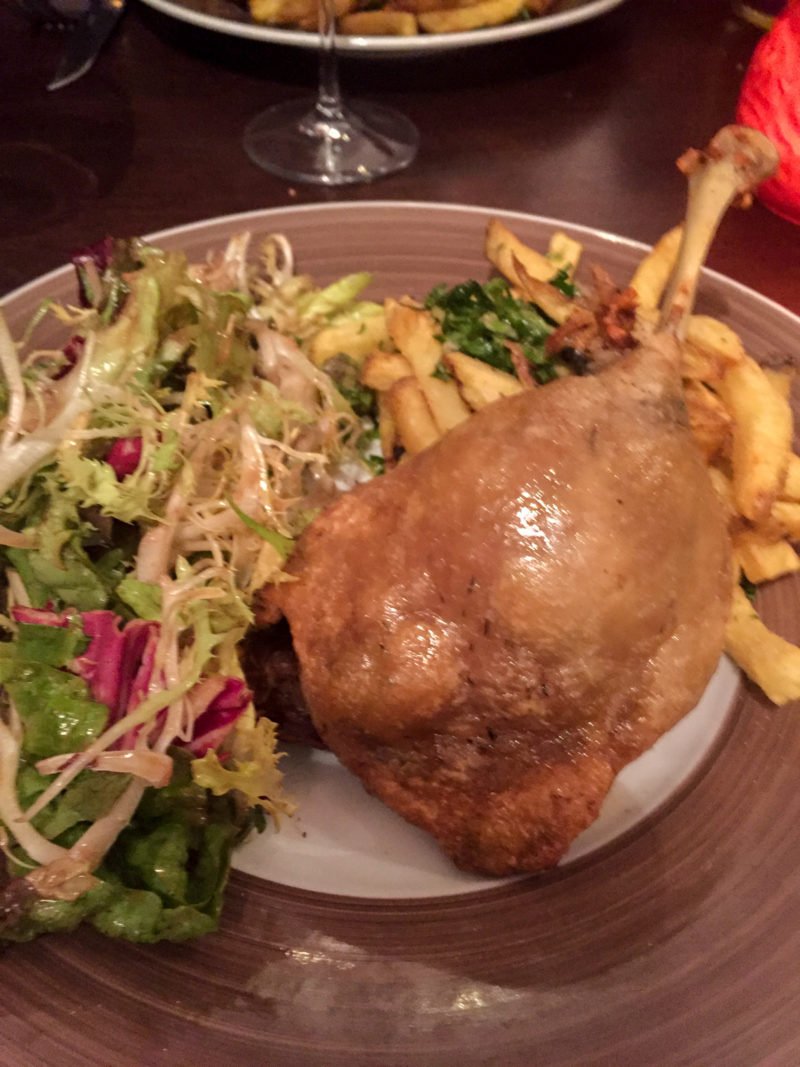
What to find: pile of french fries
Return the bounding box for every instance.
[248,0,552,36]
[308,218,800,708]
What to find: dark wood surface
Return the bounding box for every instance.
[0,0,797,311]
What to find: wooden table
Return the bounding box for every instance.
[0,0,797,312]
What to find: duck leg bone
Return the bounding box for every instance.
[660,125,779,337]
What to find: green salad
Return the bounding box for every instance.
[0,232,380,943]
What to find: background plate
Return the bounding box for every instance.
[2,202,800,1066]
[137,0,627,56]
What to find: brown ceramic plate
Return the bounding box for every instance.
[2,202,800,1066]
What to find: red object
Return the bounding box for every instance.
[736,3,800,224]
[106,435,143,479]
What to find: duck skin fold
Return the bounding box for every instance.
[245,126,778,875]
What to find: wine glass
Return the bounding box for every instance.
[243,0,419,186]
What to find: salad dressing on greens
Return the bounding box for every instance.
[0,233,381,942]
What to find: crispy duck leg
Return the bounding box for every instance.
[255,127,777,875]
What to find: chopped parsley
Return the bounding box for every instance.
[549,267,577,298]
[424,278,558,385]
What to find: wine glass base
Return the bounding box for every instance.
[243,97,419,186]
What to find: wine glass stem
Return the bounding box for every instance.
[317,0,345,124]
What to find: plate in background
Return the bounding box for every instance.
[137,0,627,56]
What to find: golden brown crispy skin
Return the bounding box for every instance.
[274,330,733,875]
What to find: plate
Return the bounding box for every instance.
[138,0,627,56]
[3,202,800,1066]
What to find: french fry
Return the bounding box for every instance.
[716,354,793,522]
[683,379,732,463]
[513,262,575,325]
[384,302,470,432]
[250,0,352,21]
[547,231,582,279]
[385,377,440,455]
[726,587,800,706]
[385,300,441,377]
[735,530,800,584]
[309,310,388,367]
[485,219,554,288]
[763,367,793,400]
[629,225,683,308]
[417,0,524,32]
[686,313,745,365]
[421,377,471,433]
[680,316,745,384]
[361,350,414,391]
[249,0,313,22]
[377,392,398,462]
[444,351,523,410]
[384,0,466,10]
[339,10,418,33]
[781,454,800,501]
[771,500,800,541]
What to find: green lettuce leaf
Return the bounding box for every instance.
[296,272,372,321]
[13,621,86,666]
[116,576,162,620]
[2,750,257,945]
[1,664,108,761]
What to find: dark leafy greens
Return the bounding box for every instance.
[3,751,254,944]
[425,276,560,384]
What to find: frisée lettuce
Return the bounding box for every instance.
[0,231,375,943]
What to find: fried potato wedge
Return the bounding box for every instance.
[546,231,582,279]
[417,0,523,31]
[385,300,441,377]
[377,391,398,462]
[726,587,800,706]
[383,301,471,432]
[421,376,471,433]
[309,311,389,367]
[339,10,418,33]
[680,316,745,384]
[716,354,793,522]
[781,454,800,502]
[763,367,793,400]
[735,531,800,584]
[512,262,575,325]
[386,377,440,455]
[386,0,470,9]
[771,500,800,541]
[686,313,745,366]
[629,225,683,309]
[485,219,554,288]
[683,379,732,463]
[361,350,414,391]
[249,0,312,22]
[251,0,352,22]
[444,351,523,410]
